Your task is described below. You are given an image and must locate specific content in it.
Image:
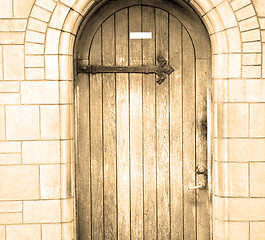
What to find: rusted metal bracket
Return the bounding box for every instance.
[77,55,174,85]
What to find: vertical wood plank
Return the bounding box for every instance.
[90,29,104,240]
[169,15,183,240]
[102,15,117,240]
[76,72,91,240]
[182,27,196,240]
[196,58,210,240]
[115,8,130,240]
[155,8,170,240]
[142,6,157,240]
[129,6,143,240]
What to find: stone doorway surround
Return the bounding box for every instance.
[0,0,265,239]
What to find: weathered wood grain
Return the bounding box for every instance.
[102,15,117,240]
[142,6,157,240]
[90,29,104,240]
[115,8,131,240]
[182,27,196,240]
[169,14,183,240]
[155,8,170,240]
[129,6,144,240]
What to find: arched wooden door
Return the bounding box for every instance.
[75,1,211,239]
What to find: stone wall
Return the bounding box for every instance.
[0,0,264,239]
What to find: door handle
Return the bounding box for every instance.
[188,181,206,190]
[188,165,207,190]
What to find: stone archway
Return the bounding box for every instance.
[24,0,263,239]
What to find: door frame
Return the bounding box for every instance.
[74,0,213,238]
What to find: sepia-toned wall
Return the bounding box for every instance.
[0,0,264,239]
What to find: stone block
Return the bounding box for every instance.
[6,224,41,240]
[242,53,261,65]
[250,103,265,137]
[228,54,241,78]
[235,5,256,21]
[45,28,61,54]
[0,201,22,212]
[228,103,248,137]
[239,17,259,32]
[63,9,83,35]
[0,213,22,224]
[31,5,51,23]
[25,68,45,80]
[242,66,261,78]
[203,9,224,34]
[49,3,70,30]
[23,200,61,223]
[25,30,45,44]
[0,32,24,44]
[214,221,249,240]
[229,80,265,102]
[229,139,265,161]
[6,106,40,140]
[60,104,73,139]
[213,54,228,78]
[59,55,74,80]
[216,1,237,29]
[0,81,20,92]
[0,20,27,31]
[72,0,95,16]
[250,163,265,197]
[0,106,5,140]
[214,79,228,103]
[0,0,12,18]
[40,164,60,199]
[6,105,40,140]
[3,45,24,80]
[59,81,73,104]
[21,81,59,104]
[0,142,21,153]
[0,226,4,240]
[191,0,213,14]
[0,93,20,104]
[25,55,44,68]
[35,0,56,12]
[61,163,72,198]
[27,18,47,33]
[0,46,2,80]
[250,222,265,239]
[230,0,251,11]
[243,42,261,53]
[0,154,21,165]
[214,138,228,161]
[42,224,61,240]
[61,0,76,8]
[263,44,265,78]
[228,198,265,220]
[40,105,60,140]
[61,222,73,240]
[45,55,59,80]
[252,0,265,16]
[25,43,44,55]
[13,0,35,18]
[22,141,60,164]
[61,140,72,164]
[61,198,73,222]
[241,29,261,42]
[0,165,39,200]
[211,31,228,54]
[59,31,75,55]
[226,27,241,53]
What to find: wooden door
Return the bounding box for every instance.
[76,3,210,240]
